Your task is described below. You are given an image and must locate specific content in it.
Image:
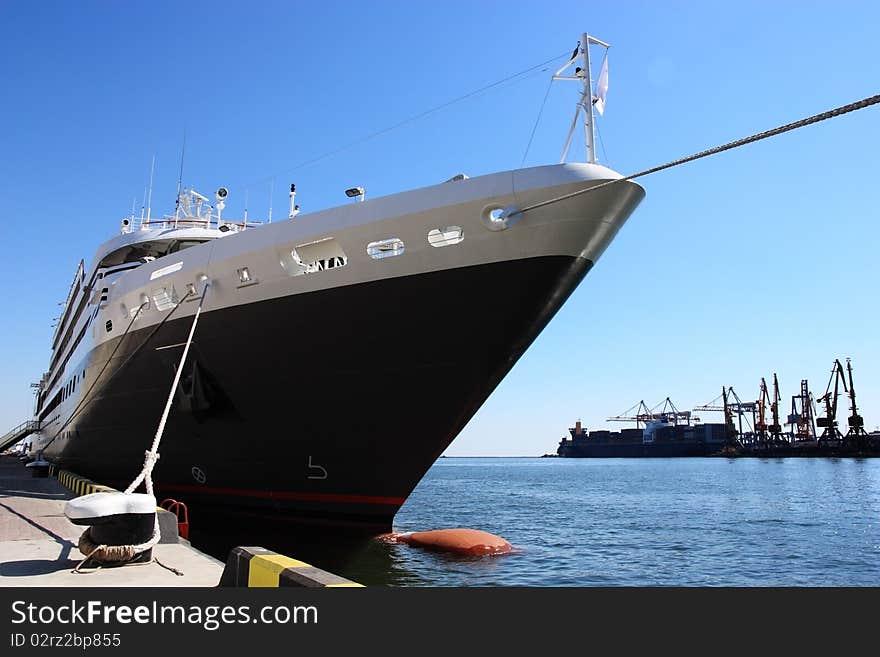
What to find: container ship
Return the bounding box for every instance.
[557,416,730,458]
[557,361,880,458]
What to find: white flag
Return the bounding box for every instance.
[593,52,609,115]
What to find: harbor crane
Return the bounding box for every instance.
[728,387,757,445]
[754,375,786,445]
[816,359,847,444]
[693,387,739,445]
[768,374,787,444]
[648,398,691,426]
[607,400,653,427]
[607,398,690,427]
[843,358,869,448]
[756,378,771,445]
[786,379,816,442]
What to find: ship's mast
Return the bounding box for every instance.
[175,132,187,221]
[146,154,155,223]
[554,32,610,164]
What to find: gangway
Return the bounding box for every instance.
[0,420,40,453]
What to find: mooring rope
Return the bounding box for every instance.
[125,282,209,497]
[72,530,184,575]
[72,282,209,575]
[508,92,880,218]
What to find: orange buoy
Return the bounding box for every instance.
[393,528,512,556]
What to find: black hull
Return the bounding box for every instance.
[47,255,592,531]
[557,443,725,457]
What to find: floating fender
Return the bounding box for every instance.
[65,492,157,563]
[391,528,512,556]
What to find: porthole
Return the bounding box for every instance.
[427,226,463,247]
[367,238,405,260]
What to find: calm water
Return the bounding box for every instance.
[196,457,880,586]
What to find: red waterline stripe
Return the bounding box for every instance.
[159,482,405,506]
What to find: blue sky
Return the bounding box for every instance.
[1,1,877,455]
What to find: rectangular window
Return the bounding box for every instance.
[290,238,348,275]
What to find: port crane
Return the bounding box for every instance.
[816,359,847,444]
[843,357,869,448]
[786,379,816,442]
[756,378,770,445]
[727,387,757,445]
[607,399,653,427]
[695,387,756,445]
[693,387,739,445]
[648,398,691,426]
[607,398,690,427]
[768,374,786,444]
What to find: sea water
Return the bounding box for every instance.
[367,456,880,586]
[193,456,880,586]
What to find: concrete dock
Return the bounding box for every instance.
[0,455,224,586]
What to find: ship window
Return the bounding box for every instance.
[287,238,348,275]
[169,239,209,254]
[427,226,463,247]
[367,238,405,260]
[237,267,252,284]
[105,320,113,332]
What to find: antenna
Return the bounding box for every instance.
[268,178,274,223]
[554,32,610,164]
[146,154,155,222]
[175,131,187,219]
[140,187,147,221]
[243,188,249,227]
[288,183,299,218]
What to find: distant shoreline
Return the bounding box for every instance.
[441,455,552,458]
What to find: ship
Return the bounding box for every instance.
[557,398,732,458]
[557,420,731,457]
[4,33,645,531]
[558,367,880,458]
